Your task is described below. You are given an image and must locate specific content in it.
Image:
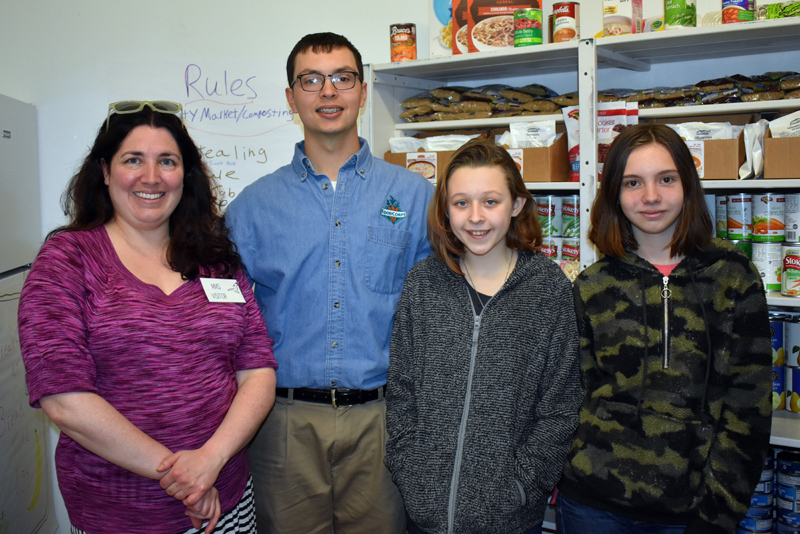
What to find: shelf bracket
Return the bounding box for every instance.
[596,47,650,72]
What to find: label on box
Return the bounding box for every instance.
[686,140,705,178]
[505,148,524,179]
[430,0,453,57]
[405,152,438,184]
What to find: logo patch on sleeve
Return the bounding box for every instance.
[380,195,408,224]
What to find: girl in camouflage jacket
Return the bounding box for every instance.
[557,123,772,534]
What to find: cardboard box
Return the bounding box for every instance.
[384,134,569,183]
[764,129,800,179]
[649,114,750,180]
[467,0,540,53]
[452,0,469,55]
[603,0,644,36]
[429,0,453,58]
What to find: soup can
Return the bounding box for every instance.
[540,236,561,260]
[715,195,728,238]
[781,485,800,501]
[786,193,800,243]
[754,479,774,494]
[514,8,543,47]
[751,491,774,508]
[738,516,772,532]
[723,0,756,23]
[727,193,752,239]
[786,316,800,366]
[773,313,788,366]
[729,239,752,259]
[390,23,417,63]
[752,192,785,242]
[752,242,781,292]
[552,2,580,42]
[775,365,787,410]
[665,0,697,29]
[782,244,800,296]
[778,521,800,534]
[786,367,800,413]
[535,195,563,237]
[562,195,580,237]
[780,509,800,528]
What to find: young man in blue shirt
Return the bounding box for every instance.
[226,32,434,533]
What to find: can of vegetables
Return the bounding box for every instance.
[781,244,800,296]
[390,23,417,63]
[752,192,785,242]
[727,193,752,240]
[664,0,696,29]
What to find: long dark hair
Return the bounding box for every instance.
[428,138,541,275]
[51,106,240,279]
[590,122,712,258]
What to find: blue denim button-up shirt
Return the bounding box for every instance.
[226,139,434,390]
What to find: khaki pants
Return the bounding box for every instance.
[247,394,406,534]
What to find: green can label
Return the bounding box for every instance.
[514,8,543,47]
[665,0,697,29]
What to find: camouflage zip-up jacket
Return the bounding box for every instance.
[558,238,771,534]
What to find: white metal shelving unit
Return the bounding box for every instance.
[368,17,800,450]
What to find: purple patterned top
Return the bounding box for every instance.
[18,226,276,534]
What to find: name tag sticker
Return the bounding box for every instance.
[200,278,246,303]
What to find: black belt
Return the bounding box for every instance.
[276,387,384,407]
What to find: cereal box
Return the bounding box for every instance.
[430,0,453,58]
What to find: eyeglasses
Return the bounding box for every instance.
[290,71,360,92]
[106,100,184,130]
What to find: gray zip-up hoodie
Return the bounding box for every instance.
[385,251,582,534]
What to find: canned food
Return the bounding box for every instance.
[785,368,800,413]
[727,193,752,239]
[738,516,772,532]
[754,479,774,494]
[535,196,563,237]
[552,2,580,42]
[723,0,756,23]
[751,491,774,508]
[786,317,800,366]
[786,194,800,243]
[548,13,554,43]
[729,239,752,259]
[752,242,781,292]
[540,236,562,260]
[746,504,774,519]
[715,195,728,238]
[780,508,800,527]
[777,520,800,534]
[781,485,800,501]
[562,195,580,237]
[780,497,800,514]
[737,528,773,534]
[665,0,697,29]
[514,8,543,47]
[752,192,785,242]
[390,23,417,63]
[775,365,787,410]
[782,244,800,296]
[772,313,788,365]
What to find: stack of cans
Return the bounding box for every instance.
[534,194,580,281]
[715,192,791,293]
[770,313,800,414]
[777,451,800,532]
[740,449,800,533]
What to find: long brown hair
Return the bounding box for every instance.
[52,106,240,279]
[428,138,541,274]
[589,122,712,258]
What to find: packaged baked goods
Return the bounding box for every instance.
[781,74,800,91]
[598,88,636,102]
[500,84,557,103]
[552,91,579,107]
[695,77,736,93]
[668,122,733,141]
[508,120,558,148]
[729,73,781,92]
[741,91,786,102]
[700,88,742,105]
[463,85,509,102]
[401,92,436,108]
[456,100,493,112]
[521,100,560,112]
[786,89,800,99]
[430,86,471,102]
[399,105,435,119]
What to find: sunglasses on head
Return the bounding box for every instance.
[106,100,184,131]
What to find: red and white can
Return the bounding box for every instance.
[552,2,580,42]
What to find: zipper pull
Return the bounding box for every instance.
[662,276,671,369]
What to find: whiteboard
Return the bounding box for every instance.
[0,268,57,534]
